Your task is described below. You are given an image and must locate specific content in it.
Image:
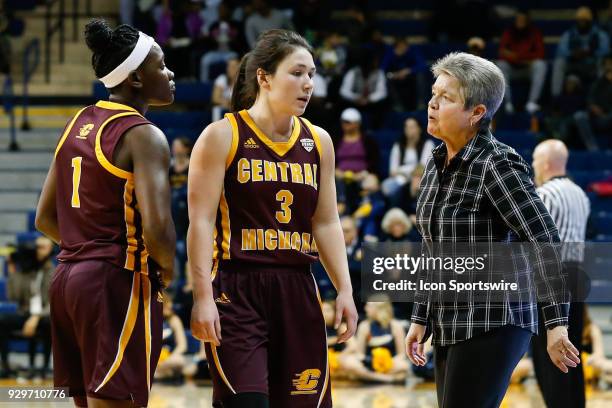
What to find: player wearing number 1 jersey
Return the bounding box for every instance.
[35,19,175,407]
[188,30,358,408]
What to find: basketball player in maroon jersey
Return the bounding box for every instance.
[188,29,358,408]
[35,19,175,407]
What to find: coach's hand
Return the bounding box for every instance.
[191,298,222,346]
[335,290,358,343]
[547,325,580,373]
[405,323,427,366]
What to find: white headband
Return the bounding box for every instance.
[99,31,156,88]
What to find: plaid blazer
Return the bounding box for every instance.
[411,130,568,346]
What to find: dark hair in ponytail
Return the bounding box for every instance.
[84,18,140,81]
[230,29,313,112]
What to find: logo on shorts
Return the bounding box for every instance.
[214,292,231,304]
[301,138,314,152]
[290,368,320,395]
[244,137,259,148]
[77,123,94,139]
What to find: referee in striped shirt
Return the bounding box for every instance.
[532,139,591,408]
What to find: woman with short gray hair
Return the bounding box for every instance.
[404,52,580,407]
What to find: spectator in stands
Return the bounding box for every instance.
[170,137,192,293]
[315,30,347,80]
[335,108,380,213]
[291,0,328,44]
[337,3,372,46]
[582,306,612,386]
[182,341,210,381]
[353,174,385,242]
[211,56,239,121]
[199,0,244,81]
[496,10,547,114]
[340,299,409,383]
[551,6,610,97]
[604,0,612,40]
[382,37,428,111]
[132,0,158,36]
[542,75,587,145]
[341,216,363,315]
[466,36,486,57]
[381,207,418,242]
[155,296,188,383]
[156,0,206,79]
[382,118,434,210]
[0,0,11,76]
[573,55,612,151]
[339,51,388,129]
[244,0,293,49]
[0,236,54,379]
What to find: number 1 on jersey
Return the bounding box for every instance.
[71,156,82,208]
[275,190,293,223]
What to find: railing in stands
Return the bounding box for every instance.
[71,0,92,41]
[3,75,16,151]
[22,39,40,132]
[44,0,65,83]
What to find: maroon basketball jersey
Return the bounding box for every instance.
[213,110,322,266]
[54,100,153,274]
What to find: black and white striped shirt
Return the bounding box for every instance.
[537,177,590,243]
[411,130,568,346]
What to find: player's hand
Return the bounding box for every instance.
[191,298,222,346]
[22,315,40,338]
[547,325,580,373]
[405,323,427,366]
[335,290,358,343]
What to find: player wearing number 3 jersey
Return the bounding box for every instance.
[35,19,176,407]
[188,30,358,408]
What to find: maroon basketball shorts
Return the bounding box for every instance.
[205,262,332,408]
[50,260,163,407]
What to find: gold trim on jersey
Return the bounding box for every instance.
[95,100,140,113]
[211,260,219,281]
[54,107,88,158]
[211,344,236,394]
[95,272,141,393]
[224,113,240,169]
[300,117,323,161]
[219,189,231,259]
[239,110,301,157]
[310,273,330,408]
[143,277,152,392]
[123,181,138,271]
[94,111,142,180]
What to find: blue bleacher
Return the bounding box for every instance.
[570,171,612,190]
[495,130,538,150]
[93,81,213,105]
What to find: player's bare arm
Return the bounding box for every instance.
[310,125,358,343]
[187,118,232,346]
[35,158,60,243]
[123,123,176,286]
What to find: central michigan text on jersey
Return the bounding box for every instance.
[213,110,322,266]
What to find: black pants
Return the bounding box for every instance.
[434,325,532,408]
[532,302,585,408]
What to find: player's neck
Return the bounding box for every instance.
[108,94,147,115]
[247,103,294,142]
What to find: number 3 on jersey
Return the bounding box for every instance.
[275,190,293,223]
[71,156,82,208]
